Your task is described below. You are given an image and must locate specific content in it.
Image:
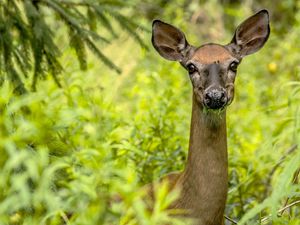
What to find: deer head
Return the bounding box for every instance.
[152,10,270,110]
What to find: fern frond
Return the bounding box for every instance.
[93,6,117,38]
[110,11,149,50]
[45,51,63,87]
[84,37,121,74]
[0,0,148,91]
[69,28,87,70]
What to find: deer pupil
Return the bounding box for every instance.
[230,62,238,71]
[187,64,196,73]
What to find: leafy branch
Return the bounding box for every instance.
[0,0,148,93]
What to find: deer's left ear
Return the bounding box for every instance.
[228,10,270,58]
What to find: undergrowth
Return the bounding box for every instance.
[1,1,300,224]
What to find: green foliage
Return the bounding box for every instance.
[0,75,187,225]
[0,0,147,93]
[1,1,300,225]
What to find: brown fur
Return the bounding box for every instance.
[192,44,234,64]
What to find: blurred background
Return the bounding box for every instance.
[0,0,299,224]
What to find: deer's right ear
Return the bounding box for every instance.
[152,20,191,61]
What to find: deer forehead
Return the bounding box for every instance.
[191,44,234,64]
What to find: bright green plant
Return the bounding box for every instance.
[1,1,300,225]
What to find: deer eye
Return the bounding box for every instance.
[229,61,238,72]
[187,64,197,74]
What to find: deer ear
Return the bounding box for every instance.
[152,20,191,61]
[228,10,270,58]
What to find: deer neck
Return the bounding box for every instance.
[179,94,228,224]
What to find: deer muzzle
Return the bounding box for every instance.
[204,88,227,110]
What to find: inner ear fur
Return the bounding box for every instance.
[151,20,192,61]
[228,9,270,57]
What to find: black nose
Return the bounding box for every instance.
[204,89,227,109]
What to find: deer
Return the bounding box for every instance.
[149,10,270,225]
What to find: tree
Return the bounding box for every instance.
[0,0,148,93]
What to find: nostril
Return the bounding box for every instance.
[220,92,226,103]
[220,92,225,98]
[205,92,211,100]
[204,92,212,104]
